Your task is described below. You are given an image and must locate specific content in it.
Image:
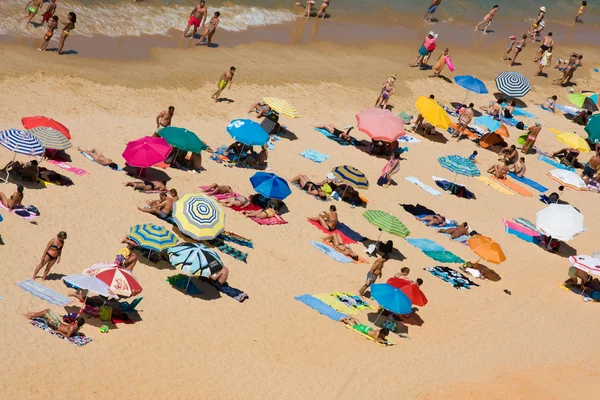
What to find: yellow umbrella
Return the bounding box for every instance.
[262,97,300,119]
[415,96,450,129]
[555,131,591,152]
[172,194,225,240]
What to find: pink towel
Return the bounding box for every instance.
[0,203,38,220]
[199,186,239,200]
[46,160,89,176]
[503,219,540,237]
[251,216,288,225]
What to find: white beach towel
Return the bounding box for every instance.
[405,176,442,196]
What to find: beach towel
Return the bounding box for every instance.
[344,324,396,346]
[499,116,523,127]
[166,274,203,295]
[46,159,89,176]
[476,176,515,195]
[397,134,421,143]
[407,238,464,263]
[425,266,479,290]
[307,219,358,244]
[503,219,541,244]
[558,283,598,302]
[491,176,533,197]
[537,155,575,171]
[314,292,374,315]
[514,218,541,233]
[291,181,330,202]
[405,176,442,196]
[511,106,537,118]
[555,104,579,115]
[199,186,239,200]
[433,177,476,199]
[314,127,357,146]
[299,149,330,163]
[508,172,548,193]
[533,147,555,158]
[209,238,248,263]
[251,215,288,225]
[218,231,253,249]
[231,203,260,213]
[80,151,123,170]
[319,240,369,264]
[311,241,353,263]
[295,294,348,321]
[15,280,72,306]
[209,281,248,302]
[336,222,364,242]
[30,318,92,346]
[0,203,39,220]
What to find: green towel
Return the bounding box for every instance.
[398,111,413,124]
[208,238,248,263]
[219,231,254,249]
[423,250,464,264]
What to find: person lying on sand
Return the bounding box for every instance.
[359,255,388,296]
[137,192,172,220]
[439,222,469,239]
[309,205,338,231]
[0,185,24,210]
[290,174,327,199]
[125,180,167,192]
[219,194,255,208]
[25,309,85,338]
[203,183,232,195]
[322,233,359,261]
[314,123,354,142]
[487,160,510,179]
[248,102,272,118]
[242,206,281,220]
[553,148,580,167]
[78,147,119,169]
[340,316,390,343]
[417,214,446,226]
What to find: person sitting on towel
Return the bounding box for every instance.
[509,157,527,177]
[309,205,338,231]
[0,184,24,210]
[339,316,390,344]
[247,101,271,118]
[322,233,359,261]
[487,160,510,179]
[25,309,85,338]
[313,123,354,142]
[417,214,446,226]
[290,174,327,200]
[137,192,172,220]
[439,222,469,239]
[246,145,269,169]
[242,205,282,220]
[553,148,580,167]
[499,145,519,164]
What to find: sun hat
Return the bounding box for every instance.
[510,35,516,40]
[535,121,541,126]
[540,6,546,12]
[428,30,435,36]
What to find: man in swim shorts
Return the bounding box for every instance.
[155,106,174,136]
[423,0,441,22]
[313,123,354,142]
[137,192,173,219]
[211,66,235,103]
[359,255,388,297]
[40,0,57,27]
[26,309,85,338]
[340,316,390,344]
[534,32,553,62]
[581,149,600,183]
[182,0,208,38]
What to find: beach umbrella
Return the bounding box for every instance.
[122,136,172,168]
[226,119,269,146]
[63,274,117,299]
[355,108,406,142]
[536,204,585,242]
[331,165,369,189]
[474,116,501,132]
[0,129,45,156]
[128,223,179,252]
[370,283,413,315]
[157,127,207,154]
[467,235,506,265]
[555,131,591,152]
[363,210,410,238]
[22,116,70,139]
[569,255,600,277]
[249,172,291,200]
[547,169,587,192]
[438,155,480,178]
[262,97,300,119]
[386,278,428,307]
[167,242,224,277]
[584,115,600,143]
[173,194,225,241]
[495,72,531,98]
[454,75,489,95]
[415,96,451,129]
[568,93,598,113]
[27,127,72,150]
[83,266,143,298]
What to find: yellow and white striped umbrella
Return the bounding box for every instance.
[172,194,225,241]
[262,97,300,119]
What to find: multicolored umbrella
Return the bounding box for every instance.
[454,75,488,94]
[495,71,531,98]
[128,224,179,252]
[555,131,591,152]
[547,169,587,192]
[173,194,225,240]
[386,278,428,307]
[355,108,406,142]
[27,127,72,150]
[158,127,207,154]
[122,136,172,168]
[415,96,451,129]
[370,283,413,314]
[536,204,585,241]
[467,235,506,264]
[569,255,600,276]
[167,242,224,277]
[226,119,269,146]
[438,155,480,177]
[584,114,600,143]
[262,97,300,119]
[331,165,369,189]
[363,210,410,238]
[0,129,45,156]
[250,172,291,200]
[568,92,598,113]
[22,116,71,139]
[83,266,143,298]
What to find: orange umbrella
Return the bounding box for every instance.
[467,235,506,264]
[495,124,509,138]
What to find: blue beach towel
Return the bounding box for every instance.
[499,116,525,128]
[537,155,575,171]
[314,128,357,146]
[555,104,579,115]
[311,241,353,263]
[505,105,537,118]
[300,149,330,163]
[15,280,72,306]
[508,172,548,193]
[505,227,541,244]
[407,238,464,263]
[405,176,442,196]
[295,294,348,321]
[406,238,445,252]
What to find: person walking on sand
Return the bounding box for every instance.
[211,66,235,102]
[182,1,207,38]
[410,31,436,67]
[507,34,527,66]
[474,5,499,34]
[155,106,174,136]
[375,74,396,108]
[32,231,67,281]
[359,255,389,297]
[575,1,587,23]
[196,11,220,47]
[40,0,57,27]
[57,11,76,55]
[316,0,330,18]
[423,0,441,23]
[39,15,58,51]
[23,0,43,26]
[534,32,553,62]
[535,46,552,76]
[429,48,449,78]
[503,35,516,61]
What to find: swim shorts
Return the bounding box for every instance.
[540,44,549,51]
[352,324,373,335]
[218,79,228,90]
[582,165,596,178]
[189,16,201,28]
[418,45,429,56]
[43,12,53,22]
[427,5,437,14]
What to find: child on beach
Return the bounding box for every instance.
[575,1,586,22]
[375,74,396,108]
[502,36,516,61]
[536,46,553,76]
[39,15,58,51]
[211,66,235,102]
[429,48,449,78]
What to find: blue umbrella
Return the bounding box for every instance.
[438,155,480,179]
[250,172,291,200]
[474,116,501,132]
[226,119,269,146]
[370,283,413,314]
[167,242,224,277]
[454,75,488,94]
[0,129,45,156]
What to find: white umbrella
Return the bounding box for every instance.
[536,204,585,241]
[63,274,118,299]
[547,169,587,192]
[569,255,600,276]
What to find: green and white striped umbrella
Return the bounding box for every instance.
[27,127,72,150]
[363,210,410,238]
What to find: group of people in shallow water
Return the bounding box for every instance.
[23,0,76,55]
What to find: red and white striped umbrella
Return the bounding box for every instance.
[569,255,600,276]
[83,265,143,297]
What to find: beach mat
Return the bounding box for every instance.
[407,238,464,263]
[558,283,597,302]
[15,280,72,306]
[398,134,421,143]
[491,176,533,197]
[405,176,442,196]
[537,155,575,171]
[319,240,369,264]
[344,324,396,346]
[476,176,515,195]
[311,241,353,263]
[30,318,92,346]
[295,294,348,321]
[314,127,357,146]
[209,239,248,263]
[314,292,374,315]
[508,172,548,193]
[307,219,358,244]
[251,216,288,225]
[0,203,39,220]
[219,231,253,249]
[425,266,479,290]
[299,149,330,163]
[503,219,541,244]
[433,177,475,199]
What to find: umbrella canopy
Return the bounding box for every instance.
[250,172,291,200]
[474,116,501,132]
[128,223,179,252]
[157,127,207,154]
[386,278,428,306]
[22,116,71,139]
[173,194,225,240]
[454,75,488,94]
[331,165,369,189]
[226,119,269,147]
[584,114,600,143]
[569,255,600,276]
[355,108,406,142]
[370,283,413,314]
[122,136,172,168]
[438,155,480,177]
[568,93,598,112]
[167,242,224,277]
[27,127,72,150]
[547,169,587,191]
[555,131,591,152]
[415,96,451,129]
[536,204,585,241]
[363,210,410,238]
[467,235,506,264]
[495,71,531,98]
[262,97,300,119]
[83,266,143,298]
[0,129,45,156]
[63,274,117,299]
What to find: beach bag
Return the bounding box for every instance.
[516,121,525,130]
[99,305,113,321]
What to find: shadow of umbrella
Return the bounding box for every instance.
[493,92,527,108]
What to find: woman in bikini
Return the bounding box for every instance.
[32,232,67,281]
[242,206,280,220]
[196,11,220,47]
[474,5,499,34]
[23,0,43,26]
[219,194,255,208]
[316,0,330,18]
[58,12,76,55]
[508,34,527,66]
[540,95,557,112]
[375,75,396,108]
[417,214,446,227]
[290,174,327,199]
[309,205,338,231]
[322,233,359,261]
[202,183,232,195]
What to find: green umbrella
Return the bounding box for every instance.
[158,127,208,154]
[363,210,410,238]
[585,114,600,144]
[568,93,598,113]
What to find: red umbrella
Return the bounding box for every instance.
[22,116,71,139]
[83,265,143,298]
[386,277,428,307]
[355,107,406,142]
[122,136,172,168]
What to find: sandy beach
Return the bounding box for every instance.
[1,6,600,399]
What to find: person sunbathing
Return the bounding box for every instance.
[203,183,233,195]
[290,174,327,199]
[116,237,139,271]
[137,192,172,220]
[78,147,119,169]
[439,222,469,239]
[487,160,510,179]
[309,205,338,231]
[25,308,85,338]
[125,180,167,192]
[242,206,280,220]
[339,316,390,344]
[219,194,255,208]
[248,102,271,118]
[10,160,39,182]
[322,233,359,261]
[509,157,527,177]
[553,148,580,167]
[0,184,24,210]
[148,189,178,207]
[417,214,446,226]
[314,123,354,142]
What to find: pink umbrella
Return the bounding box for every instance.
[356,107,406,142]
[122,136,171,168]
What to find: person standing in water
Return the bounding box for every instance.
[212,66,235,102]
[316,0,330,18]
[533,6,546,29]
[196,11,220,47]
[40,0,57,27]
[23,0,43,26]
[57,11,76,55]
[182,1,207,38]
[423,0,442,22]
[474,5,499,34]
[575,1,587,22]
[507,34,527,66]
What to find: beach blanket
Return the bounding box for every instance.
[209,238,248,263]
[219,231,253,249]
[80,151,123,170]
[407,238,465,263]
[314,127,358,146]
[209,281,248,302]
[30,318,92,346]
[555,104,579,115]
[491,176,533,197]
[425,266,479,290]
[537,155,575,171]
[398,134,421,143]
[508,172,548,193]
[319,240,369,264]
[499,116,523,127]
[344,324,396,346]
[0,203,39,220]
[511,106,536,118]
[314,292,374,315]
[295,294,348,321]
[476,176,515,195]
[433,177,476,199]
[503,219,541,244]
[558,283,597,302]
[166,274,203,295]
[405,176,442,196]
[311,241,353,263]
[299,149,330,163]
[15,280,72,306]
[46,159,89,176]
[307,219,358,244]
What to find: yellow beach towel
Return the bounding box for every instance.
[314,292,374,315]
[491,176,533,197]
[476,176,515,195]
[344,324,396,346]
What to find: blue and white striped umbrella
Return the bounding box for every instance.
[167,242,224,277]
[172,194,225,240]
[438,155,480,177]
[128,223,179,252]
[495,72,531,98]
[0,129,45,156]
[331,165,369,189]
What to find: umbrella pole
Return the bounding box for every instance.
[372,309,385,328]
[185,276,192,293]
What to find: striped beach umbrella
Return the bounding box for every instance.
[22,116,71,139]
[27,127,72,150]
[363,210,410,238]
[167,242,224,277]
[173,194,225,241]
[262,97,300,119]
[0,129,45,156]
[331,165,369,189]
[438,155,480,177]
[83,266,143,298]
[569,255,600,277]
[547,169,588,192]
[495,72,531,98]
[128,223,179,252]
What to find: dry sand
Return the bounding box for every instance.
[1,36,600,399]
